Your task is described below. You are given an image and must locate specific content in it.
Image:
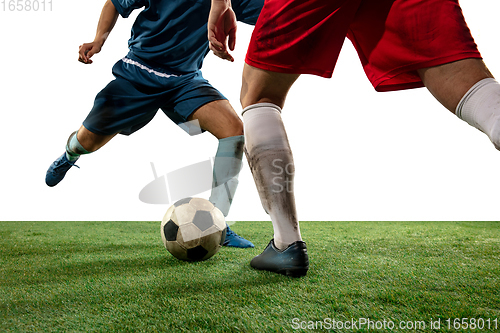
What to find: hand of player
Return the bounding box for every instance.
[208,0,237,62]
[78,41,103,64]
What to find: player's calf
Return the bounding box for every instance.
[242,103,303,250]
[208,134,255,248]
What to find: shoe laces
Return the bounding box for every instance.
[54,158,80,171]
[225,226,243,239]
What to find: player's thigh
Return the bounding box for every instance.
[188,99,243,139]
[240,64,300,109]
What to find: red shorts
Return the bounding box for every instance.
[245,0,482,92]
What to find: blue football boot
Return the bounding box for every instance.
[223,224,255,248]
[250,239,309,277]
[45,153,79,187]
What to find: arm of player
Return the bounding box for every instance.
[208,0,237,62]
[78,0,119,64]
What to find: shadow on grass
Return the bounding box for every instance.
[1,242,288,323]
[0,241,285,287]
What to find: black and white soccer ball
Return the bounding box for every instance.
[161,197,227,261]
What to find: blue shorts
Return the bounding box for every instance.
[83,54,226,136]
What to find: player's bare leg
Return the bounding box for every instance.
[241,64,308,277]
[418,58,500,149]
[76,125,117,153]
[189,99,254,248]
[418,58,493,112]
[240,65,300,110]
[188,99,243,139]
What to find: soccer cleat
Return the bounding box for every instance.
[250,239,309,277]
[223,224,255,248]
[45,153,80,187]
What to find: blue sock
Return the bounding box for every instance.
[65,131,90,162]
[209,135,244,217]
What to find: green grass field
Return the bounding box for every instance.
[1,221,499,332]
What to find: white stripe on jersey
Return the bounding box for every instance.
[121,57,180,79]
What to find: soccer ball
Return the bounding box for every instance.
[160,197,227,261]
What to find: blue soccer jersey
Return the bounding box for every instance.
[111,0,262,74]
[83,0,262,137]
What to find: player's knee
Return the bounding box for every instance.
[241,65,298,109]
[240,80,289,109]
[223,118,244,138]
[214,117,243,139]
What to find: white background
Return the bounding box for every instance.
[0,1,499,221]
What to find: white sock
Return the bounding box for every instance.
[456,78,500,150]
[242,103,302,250]
[209,135,244,217]
[66,131,90,162]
